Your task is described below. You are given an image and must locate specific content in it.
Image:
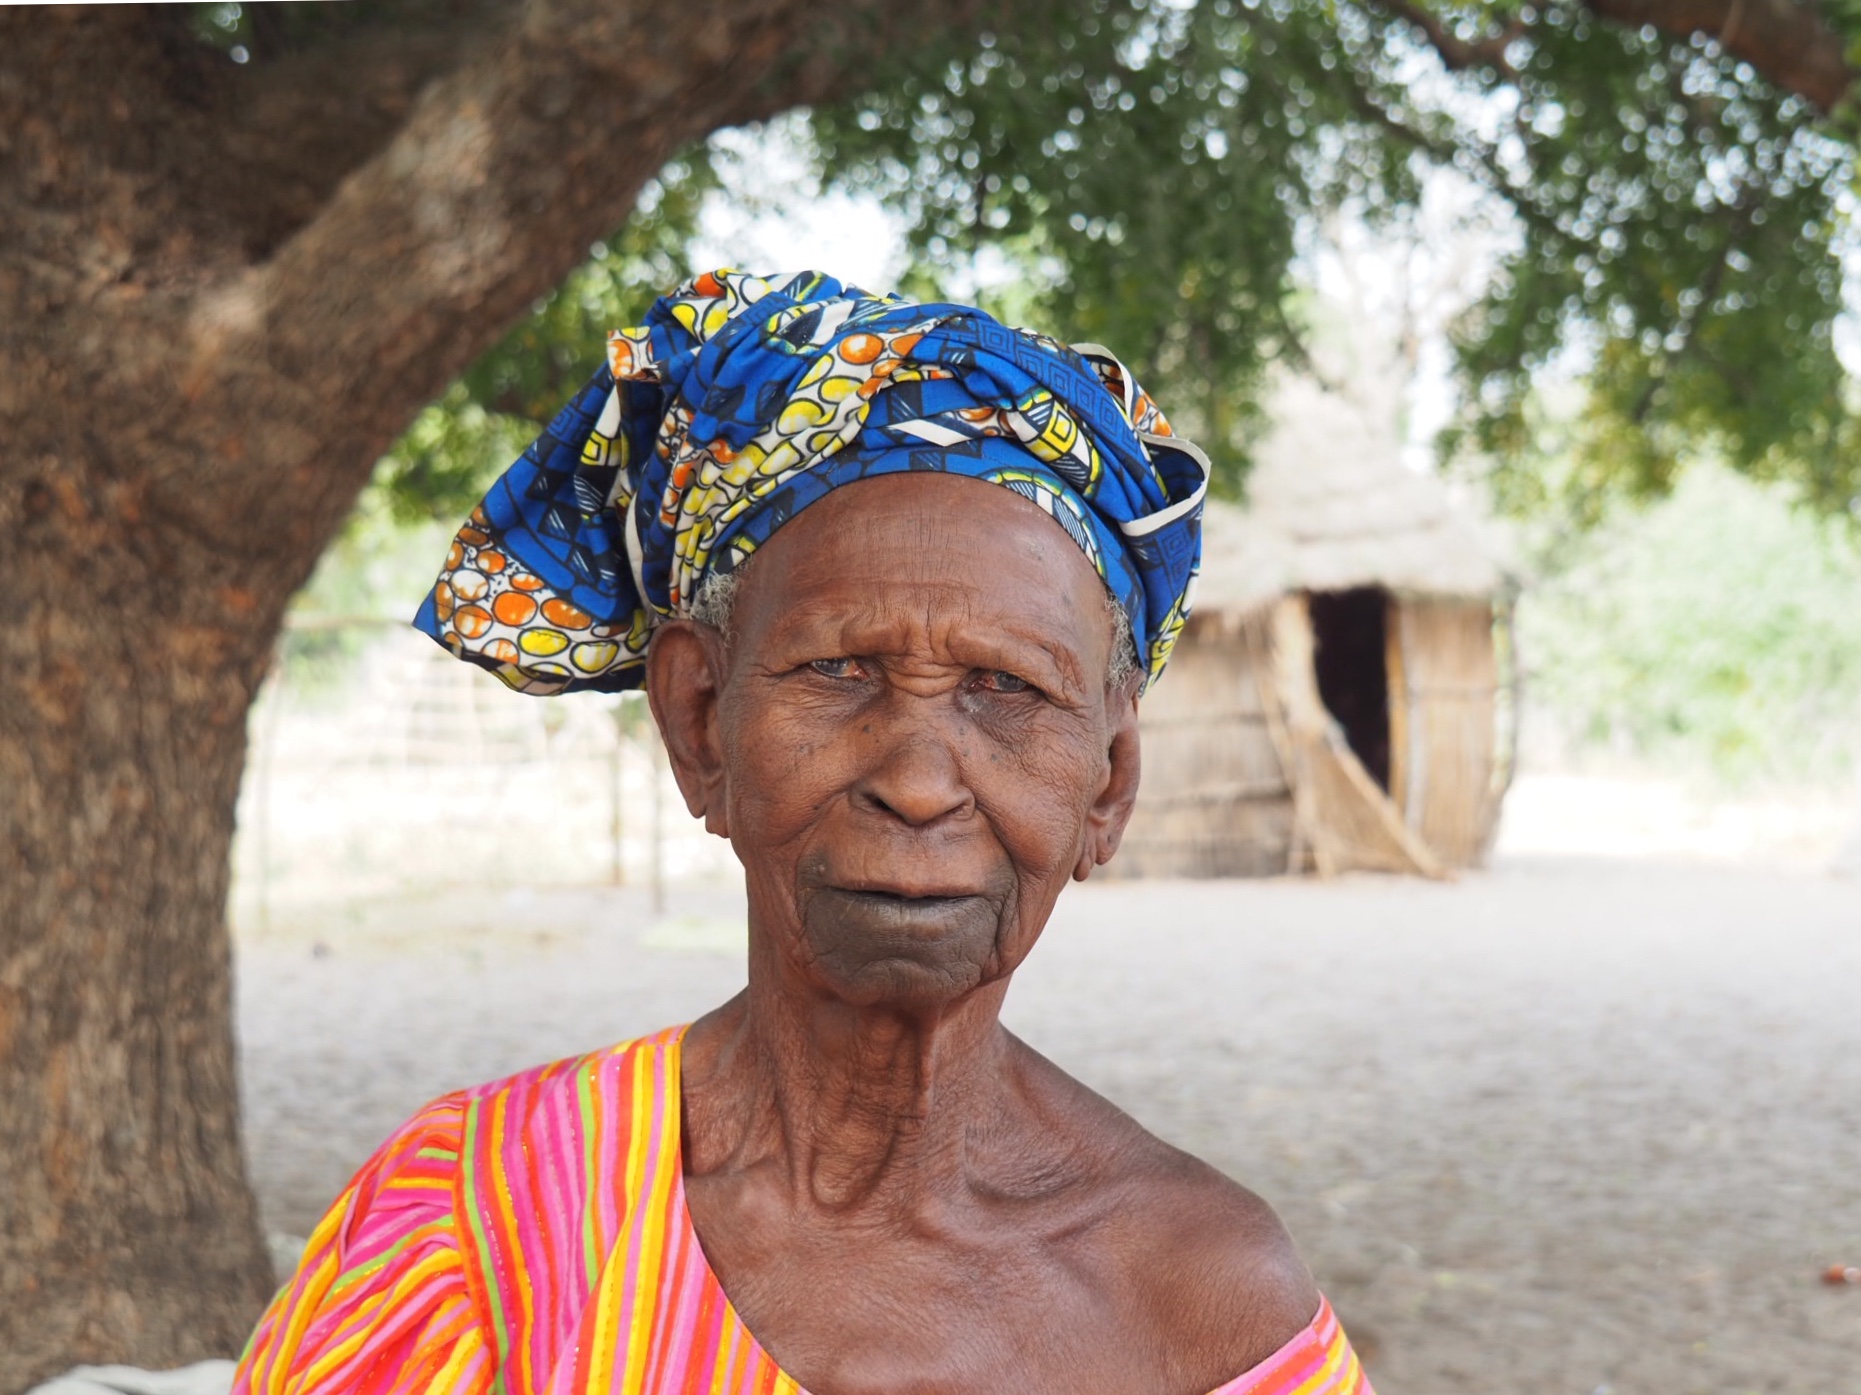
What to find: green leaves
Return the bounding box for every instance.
[373,0,1859,523]
[814,0,1411,495]
[1522,463,1861,782]
[813,0,1857,516]
[1436,8,1856,520]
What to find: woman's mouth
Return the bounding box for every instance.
[817,886,987,925]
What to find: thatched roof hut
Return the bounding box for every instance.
[1119,377,1514,879]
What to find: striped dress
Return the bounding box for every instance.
[235,1028,1372,1395]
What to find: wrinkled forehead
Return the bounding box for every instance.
[730,472,1117,652]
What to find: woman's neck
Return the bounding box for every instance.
[681,961,1017,1216]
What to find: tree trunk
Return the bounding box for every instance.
[0,3,988,1387]
[0,528,282,1380]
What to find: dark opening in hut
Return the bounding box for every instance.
[1310,588,1392,793]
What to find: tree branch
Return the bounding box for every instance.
[1374,0,1524,78]
[166,0,991,541]
[1334,66,1461,162]
[1378,0,1856,113]
[0,5,514,262]
[212,9,516,255]
[1589,0,1854,112]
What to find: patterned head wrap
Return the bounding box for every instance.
[415,269,1207,693]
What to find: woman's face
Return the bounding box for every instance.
[650,471,1142,1012]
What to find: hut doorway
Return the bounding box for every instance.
[1308,588,1392,793]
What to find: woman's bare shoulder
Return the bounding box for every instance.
[1007,1036,1322,1377]
[1119,1148,1321,1371]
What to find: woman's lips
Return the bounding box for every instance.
[830,882,987,903]
[809,886,991,933]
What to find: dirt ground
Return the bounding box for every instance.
[236,858,1861,1394]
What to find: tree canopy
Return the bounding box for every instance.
[363,0,1860,519]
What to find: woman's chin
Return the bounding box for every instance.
[792,888,1009,1008]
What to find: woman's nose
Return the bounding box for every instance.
[852,714,975,828]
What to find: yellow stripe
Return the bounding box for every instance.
[263,1244,343,1395]
[587,1046,655,1394]
[706,1310,740,1395]
[300,1247,460,1389]
[619,1044,675,1392]
[583,1246,623,1394]
[327,1218,456,1297]
[297,1285,391,1389]
[422,1324,487,1395]
[1286,1330,1353,1395]
[490,1086,542,1395]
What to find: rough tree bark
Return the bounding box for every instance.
[0,2,985,1387]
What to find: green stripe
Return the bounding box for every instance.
[578,1059,602,1290]
[326,1216,457,1297]
[459,1098,514,1395]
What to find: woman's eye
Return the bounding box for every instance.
[808,657,865,679]
[977,670,1033,694]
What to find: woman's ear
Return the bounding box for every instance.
[1075,682,1142,881]
[645,620,732,839]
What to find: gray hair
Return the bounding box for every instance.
[688,562,1140,692]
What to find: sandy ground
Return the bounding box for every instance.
[236,857,1861,1394]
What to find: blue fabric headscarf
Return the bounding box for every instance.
[414,269,1207,692]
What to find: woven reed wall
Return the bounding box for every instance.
[1114,619,1293,878]
[1389,597,1501,868]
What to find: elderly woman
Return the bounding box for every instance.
[235,271,1371,1395]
